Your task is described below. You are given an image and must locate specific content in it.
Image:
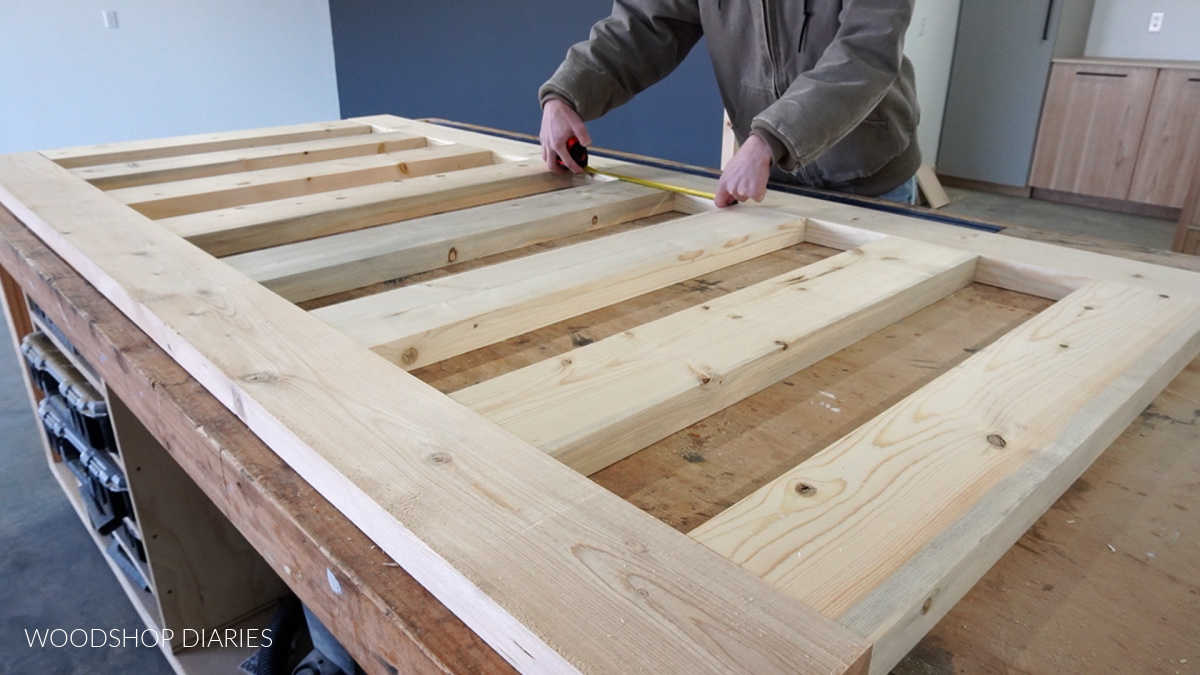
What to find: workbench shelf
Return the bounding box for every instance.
[1,284,287,674]
[1,116,1197,675]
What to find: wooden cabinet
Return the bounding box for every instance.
[1175,153,1200,255]
[1029,63,1156,200]
[1031,59,1200,210]
[1130,68,1200,208]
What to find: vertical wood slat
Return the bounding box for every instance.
[225,181,676,303]
[111,144,496,219]
[42,120,374,169]
[160,162,575,257]
[452,237,979,476]
[690,281,1200,674]
[312,207,809,371]
[74,131,428,190]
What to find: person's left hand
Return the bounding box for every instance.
[714,134,773,208]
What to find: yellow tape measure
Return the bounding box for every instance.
[584,166,716,201]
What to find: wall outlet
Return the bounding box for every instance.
[102,10,119,29]
[1148,12,1164,33]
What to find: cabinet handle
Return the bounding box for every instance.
[1075,71,1127,78]
[1188,77,1200,83]
[1042,0,1055,40]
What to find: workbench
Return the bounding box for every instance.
[1,118,1197,674]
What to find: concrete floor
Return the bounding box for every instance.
[941,187,1178,250]
[0,188,1185,674]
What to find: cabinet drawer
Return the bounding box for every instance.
[1030,63,1157,199]
[1129,69,1200,209]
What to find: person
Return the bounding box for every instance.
[538,0,920,208]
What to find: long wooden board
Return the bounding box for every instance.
[75,131,427,189]
[225,180,675,302]
[43,120,372,168]
[111,144,495,219]
[0,150,869,675]
[312,207,807,370]
[162,162,575,256]
[452,237,978,475]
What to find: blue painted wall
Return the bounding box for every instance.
[329,1,724,168]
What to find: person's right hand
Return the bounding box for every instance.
[540,99,592,174]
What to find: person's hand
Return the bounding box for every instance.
[714,134,772,207]
[540,99,592,174]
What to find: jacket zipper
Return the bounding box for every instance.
[799,0,812,54]
[762,0,793,97]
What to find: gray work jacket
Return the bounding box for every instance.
[539,0,921,195]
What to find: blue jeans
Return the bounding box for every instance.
[875,176,918,205]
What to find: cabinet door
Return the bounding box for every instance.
[1129,69,1200,209]
[1030,63,1157,199]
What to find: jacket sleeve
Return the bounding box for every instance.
[751,0,915,171]
[538,0,703,120]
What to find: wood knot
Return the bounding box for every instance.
[396,162,409,174]
[591,215,599,226]
[987,434,1007,448]
[242,372,277,384]
[401,348,419,365]
[922,596,934,614]
[447,247,458,263]
[794,482,817,497]
[775,340,789,351]
[426,452,452,466]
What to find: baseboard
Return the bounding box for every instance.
[937,175,1032,199]
[1031,188,1181,222]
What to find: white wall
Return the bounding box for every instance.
[0,1,340,154]
[904,0,963,164]
[1086,0,1200,61]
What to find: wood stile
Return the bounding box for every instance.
[451,237,978,475]
[310,206,808,371]
[4,114,1200,675]
[161,162,576,257]
[109,144,496,219]
[73,131,428,190]
[42,120,373,169]
[224,180,676,303]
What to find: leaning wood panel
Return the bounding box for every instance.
[75,131,427,189]
[226,180,675,302]
[111,144,495,219]
[43,120,373,169]
[312,207,807,370]
[160,161,574,256]
[691,280,1200,674]
[0,152,870,675]
[453,237,978,475]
